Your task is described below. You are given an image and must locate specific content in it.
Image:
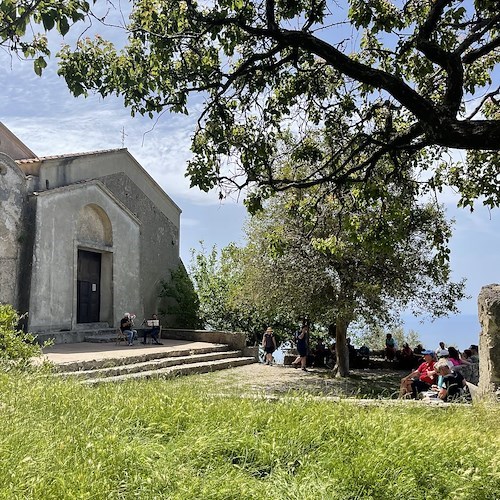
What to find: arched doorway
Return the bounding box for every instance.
[76,204,113,324]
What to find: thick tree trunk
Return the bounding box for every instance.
[335,318,349,377]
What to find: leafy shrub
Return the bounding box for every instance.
[0,303,43,366]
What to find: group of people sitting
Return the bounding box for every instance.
[399,342,479,401]
[120,313,163,346]
[306,337,369,369]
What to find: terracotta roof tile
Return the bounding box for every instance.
[16,148,127,164]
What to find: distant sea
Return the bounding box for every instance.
[270,313,481,365]
[401,313,480,351]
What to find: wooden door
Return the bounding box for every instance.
[77,250,101,323]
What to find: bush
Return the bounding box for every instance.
[0,303,43,366]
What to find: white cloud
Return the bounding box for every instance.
[0,49,230,207]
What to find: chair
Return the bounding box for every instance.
[115,327,127,345]
[148,325,162,344]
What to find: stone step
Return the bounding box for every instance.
[57,350,246,379]
[54,344,232,372]
[84,333,127,343]
[84,330,161,343]
[35,328,118,345]
[82,356,256,384]
[74,322,110,330]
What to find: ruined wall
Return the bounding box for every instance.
[0,153,27,308]
[477,284,500,399]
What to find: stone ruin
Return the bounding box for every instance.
[478,284,500,401]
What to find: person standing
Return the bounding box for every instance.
[292,321,309,371]
[262,327,277,365]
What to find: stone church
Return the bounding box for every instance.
[0,122,182,334]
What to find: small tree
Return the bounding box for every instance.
[188,243,286,344]
[0,304,44,367]
[159,265,201,329]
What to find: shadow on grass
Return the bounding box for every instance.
[270,368,408,399]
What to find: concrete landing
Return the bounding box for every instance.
[35,338,257,382]
[36,338,225,367]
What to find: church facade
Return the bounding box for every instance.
[0,123,182,333]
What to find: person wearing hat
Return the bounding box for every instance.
[262,327,277,365]
[399,349,436,398]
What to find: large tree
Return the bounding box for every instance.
[237,174,465,376]
[52,0,500,207]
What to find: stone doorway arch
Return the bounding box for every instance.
[76,204,114,326]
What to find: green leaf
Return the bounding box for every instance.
[33,57,47,76]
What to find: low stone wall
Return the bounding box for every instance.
[33,327,258,362]
[161,328,258,360]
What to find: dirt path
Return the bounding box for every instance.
[193,362,406,399]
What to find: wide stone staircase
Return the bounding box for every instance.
[53,345,255,385]
[37,327,258,384]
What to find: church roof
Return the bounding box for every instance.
[0,122,38,160]
[16,148,126,164]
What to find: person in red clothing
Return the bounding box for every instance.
[399,350,437,399]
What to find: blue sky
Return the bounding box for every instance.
[1,8,499,352]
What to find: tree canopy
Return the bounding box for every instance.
[222,163,466,374]
[48,0,500,208]
[0,0,94,75]
[187,243,289,344]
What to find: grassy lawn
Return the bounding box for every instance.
[0,370,499,499]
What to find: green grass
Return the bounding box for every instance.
[0,370,499,499]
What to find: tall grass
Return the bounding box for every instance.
[0,371,498,499]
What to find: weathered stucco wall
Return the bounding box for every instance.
[37,151,182,321]
[98,173,181,318]
[36,150,181,228]
[28,182,142,331]
[0,153,27,308]
[477,284,500,399]
[1,125,182,332]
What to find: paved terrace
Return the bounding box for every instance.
[35,339,224,367]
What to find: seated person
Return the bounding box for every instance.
[400,350,436,399]
[413,343,424,355]
[120,313,137,346]
[447,346,468,366]
[399,342,418,369]
[468,344,479,363]
[358,344,370,359]
[312,339,328,367]
[327,342,336,368]
[434,358,466,402]
[385,333,396,361]
[461,349,474,364]
[142,313,162,345]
